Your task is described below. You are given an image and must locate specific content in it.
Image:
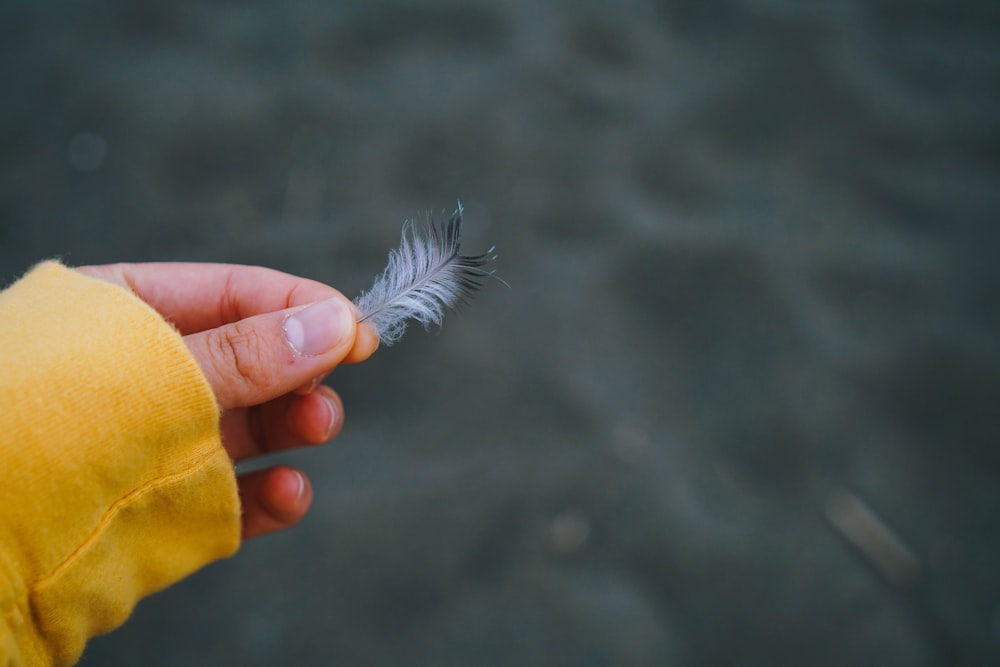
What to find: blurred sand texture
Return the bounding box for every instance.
[2,1,998,665]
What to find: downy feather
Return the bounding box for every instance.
[353,203,499,346]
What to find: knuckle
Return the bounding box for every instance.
[210,322,269,393]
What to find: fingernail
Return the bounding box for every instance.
[292,470,306,500]
[283,298,353,356]
[320,393,339,438]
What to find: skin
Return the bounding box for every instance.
[75,262,380,540]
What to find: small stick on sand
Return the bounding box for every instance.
[825,490,921,586]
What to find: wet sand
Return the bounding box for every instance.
[2,1,999,665]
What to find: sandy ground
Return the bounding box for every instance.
[2,1,999,665]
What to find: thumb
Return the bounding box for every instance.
[185,297,357,410]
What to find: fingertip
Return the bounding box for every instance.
[286,385,343,443]
[315,385,344,440]
[343,321,380,364]
[240,466,312,540]
[263,466,310,518]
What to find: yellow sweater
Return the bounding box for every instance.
[0,262,241,666]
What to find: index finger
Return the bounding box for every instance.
[76,262,343,334]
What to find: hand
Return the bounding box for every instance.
[76,262,379,540]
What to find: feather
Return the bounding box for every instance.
[353,203,499,346]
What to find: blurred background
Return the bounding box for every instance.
[3,0,999,665]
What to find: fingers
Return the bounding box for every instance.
[345,321,380,365]
[238,466,312,540]
[78,262,378,406]
[73,262,380,542]
[220,385,343,463]
[76,262,342,334]
[186,297,357,409]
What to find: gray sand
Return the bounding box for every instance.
[2,1,998,665]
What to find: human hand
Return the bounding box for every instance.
[76,263,379,540]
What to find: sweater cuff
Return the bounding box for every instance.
[0,262,240,666]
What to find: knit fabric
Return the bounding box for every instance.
[0,262,241,666]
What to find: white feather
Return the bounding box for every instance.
[353,203,499,346]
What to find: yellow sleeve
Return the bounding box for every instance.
[0,262,241,666]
